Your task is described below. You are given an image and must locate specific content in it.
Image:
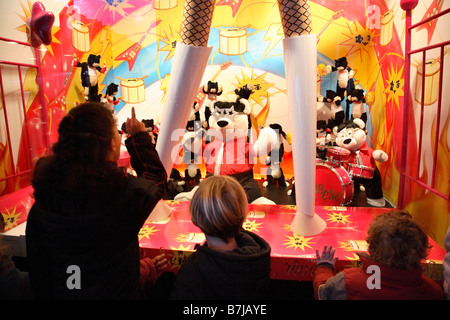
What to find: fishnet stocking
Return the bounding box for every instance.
[277,0,312,37]
[181,0,215,47]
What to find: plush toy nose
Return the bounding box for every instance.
[343,138,352,145]
[217,120,229,128]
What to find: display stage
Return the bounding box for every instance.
[0,185,445,283]
[138,200,445,283]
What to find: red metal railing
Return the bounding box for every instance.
[0,37,50,189]
[398,5,450,207]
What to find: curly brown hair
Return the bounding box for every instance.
[366,210,430,270]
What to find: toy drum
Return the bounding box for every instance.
[315,163,354,206]
[219,28,247,56]
[348,163,375,179]
[325,147,350,166]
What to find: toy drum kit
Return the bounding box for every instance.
[314,146,375,206]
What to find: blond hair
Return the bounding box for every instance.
[190,175,248,241]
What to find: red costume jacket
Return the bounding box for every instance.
[347,142,376,169]
[314,252,444,300]
[203,138,254,176]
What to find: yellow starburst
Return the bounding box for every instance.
[326,212,351,225]
[337,240,355,251]
[344,252,362,268]
[158,25,180,62]
[242,219,263,233]
[138,224,160,240]
[283,234,314,251]
[383,63,404,109]
[164,199,182,206]
[169,244,194,269]
[339,19,376,62]
[1,207,22,231]
[234,68,274,107]
[281,205,297,211]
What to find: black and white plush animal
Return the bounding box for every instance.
[263,123,289,188]
[202,80,223,141]
[326,57,355,119]
[348,88,367,125]
[102,83,119,113]
[73,54,106,102]
[176,92,277,204]
[183,102,203,189]
[325,89,345,131]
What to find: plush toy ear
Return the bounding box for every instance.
[353,118,365,129]
[239,98,251,115]
[216,84,223,96]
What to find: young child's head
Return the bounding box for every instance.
[366,210,430,270]
[190,175,248,242]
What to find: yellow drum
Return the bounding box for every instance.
[120,78,146,104]
[380,10,394,46]
[71,20,90,52]
[219,28,247,56]
[415,59,440,106]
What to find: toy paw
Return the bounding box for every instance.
[262,181,269,188]
[367,197,386,207]
[373,150,388,162]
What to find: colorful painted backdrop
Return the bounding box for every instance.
[0,0,448,246]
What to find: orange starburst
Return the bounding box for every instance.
[339,19,375,62]
[383,63,404,109]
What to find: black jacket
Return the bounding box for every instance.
[170,230,271,300]
[26,132,167,299]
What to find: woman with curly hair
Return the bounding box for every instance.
[313,210,444,300]
[26,103,168,299]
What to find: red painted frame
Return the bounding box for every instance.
[0,37,50,187]
[398,7,450,207]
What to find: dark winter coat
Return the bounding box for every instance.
[170,230,271,300]
[26,132,167,299]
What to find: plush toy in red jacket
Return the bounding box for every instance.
[176,89,277,205]
[335,119,388,207]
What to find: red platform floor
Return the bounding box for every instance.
[0,183,446,300]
